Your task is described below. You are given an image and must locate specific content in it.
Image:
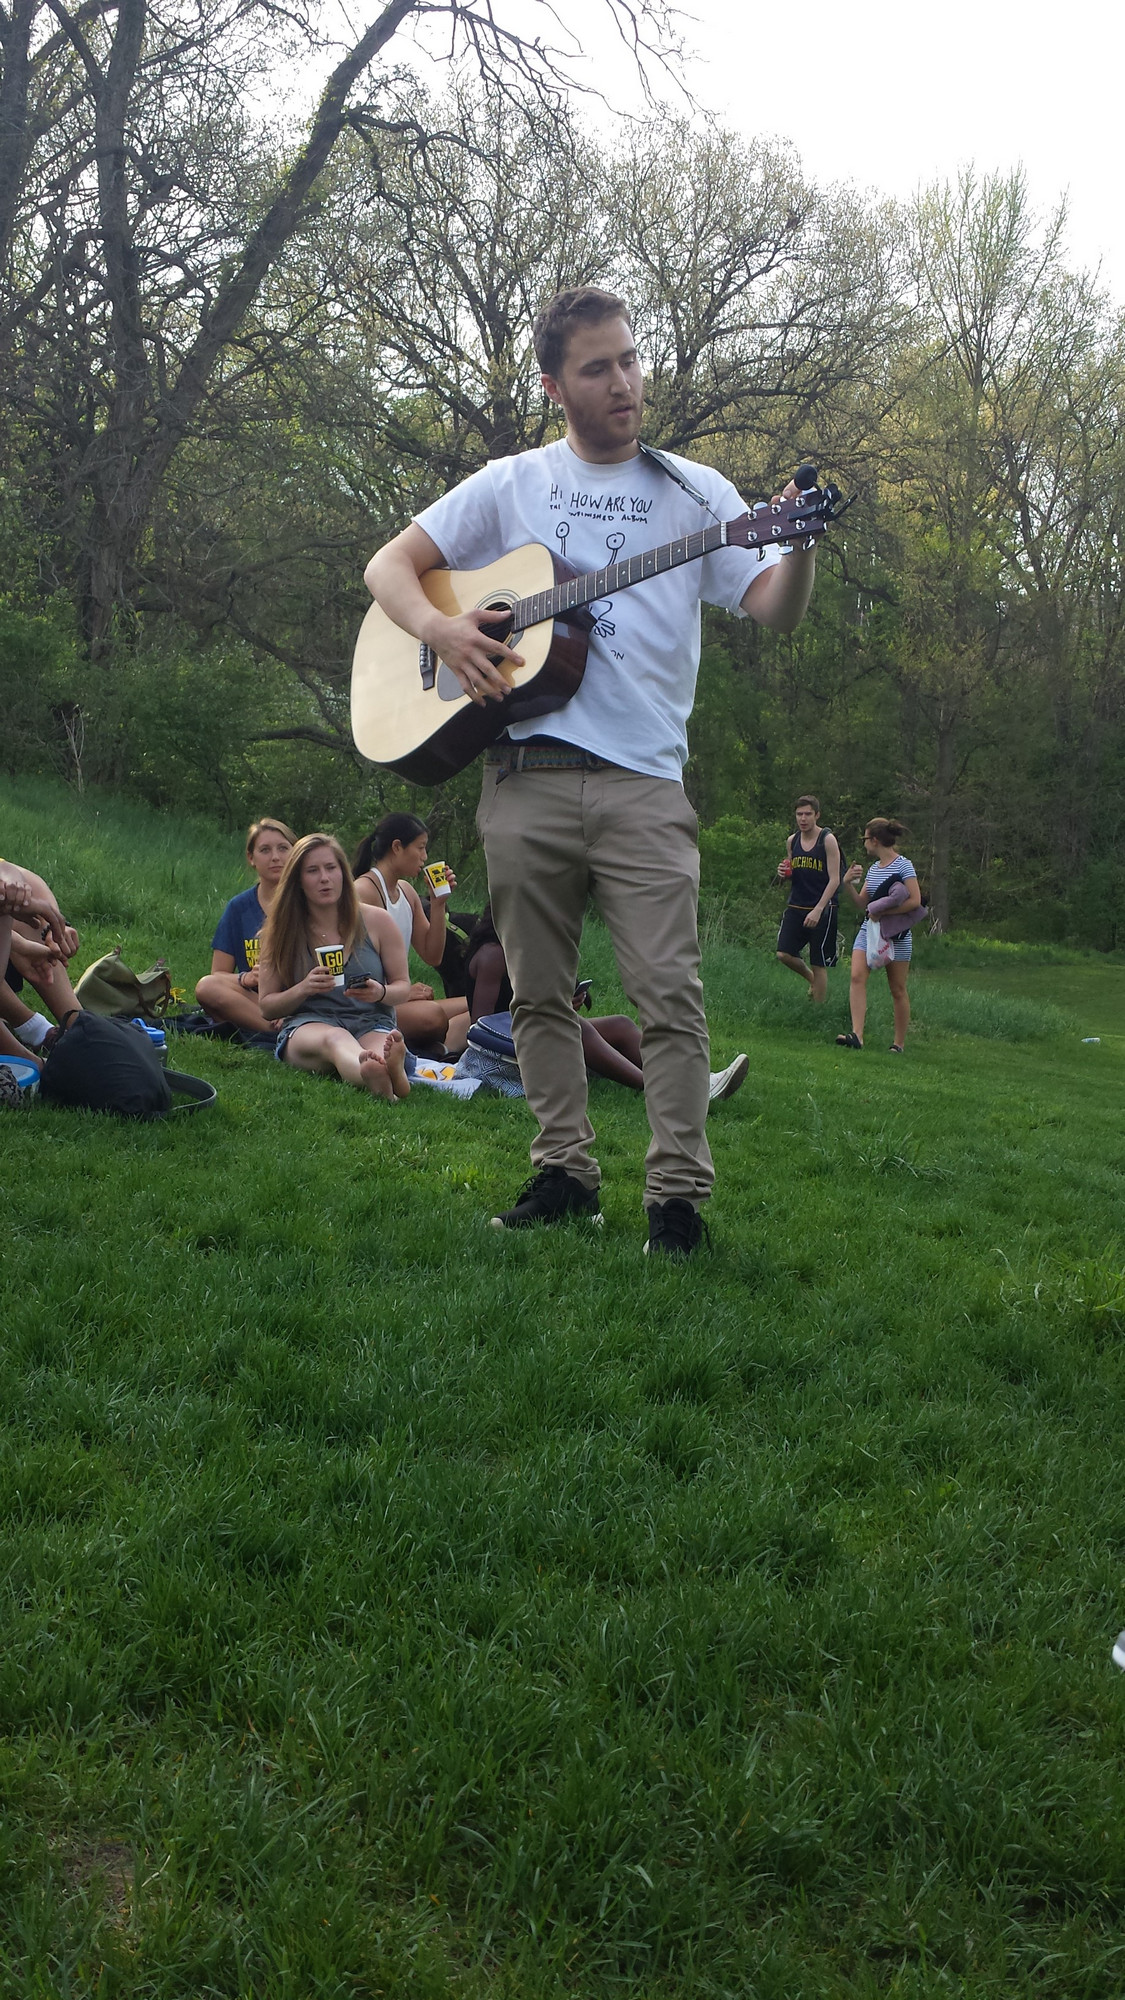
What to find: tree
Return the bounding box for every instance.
[0,0,679,651]
[309,81,602,482]
[882,168,1110,926]
[609,120,905,487]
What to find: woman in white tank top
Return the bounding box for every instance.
[352,813,471,1054]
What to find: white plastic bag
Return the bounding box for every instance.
[865,919,894,969]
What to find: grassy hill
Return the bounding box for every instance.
[3,775,1125,1997]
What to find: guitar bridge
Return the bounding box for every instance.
[419,643,436,690]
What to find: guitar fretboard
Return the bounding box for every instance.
[506,491,834,629]
[514,522,730,628]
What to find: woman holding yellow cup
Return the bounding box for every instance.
[352,814,471,1054]
[258,835,413,1100]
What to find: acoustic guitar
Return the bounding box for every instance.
[351,481,848,785]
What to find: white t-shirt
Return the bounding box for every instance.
[414,439,783,782]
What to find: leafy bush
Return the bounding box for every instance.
[0,610,495,856]
[697,813,792,947]
[0,600,81,775]
[1067,858,1125,953]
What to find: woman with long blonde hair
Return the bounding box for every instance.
[257,834,412,1099]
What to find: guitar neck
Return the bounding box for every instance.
[514,522,727,630]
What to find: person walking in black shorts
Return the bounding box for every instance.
[775,795,841,1003]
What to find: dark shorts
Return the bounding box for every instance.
[777,902,839,968]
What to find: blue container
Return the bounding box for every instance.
[131,1018,168,1064]
[0,1054,40,1095]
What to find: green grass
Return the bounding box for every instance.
[3,775,1125,1997]
[916,934,1125,1043]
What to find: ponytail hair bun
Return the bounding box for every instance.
[352,812,429,877]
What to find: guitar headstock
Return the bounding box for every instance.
[727,483,853,554]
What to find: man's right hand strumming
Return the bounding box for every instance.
[365,523,523,708]
[423,608,524,706]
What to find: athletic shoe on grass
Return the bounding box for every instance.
[643,1198,707,1259]
[1112,1631,1125,1671]
[709,1053,749,1103]
[491,1165,602,1230]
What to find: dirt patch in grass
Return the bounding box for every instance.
[61,1841,134,1916]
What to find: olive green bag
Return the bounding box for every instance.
[73,946,174,1022]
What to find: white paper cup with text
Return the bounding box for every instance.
[422,861,452,899]
[314,943,346,987]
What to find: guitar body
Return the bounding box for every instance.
[351,544,591,785]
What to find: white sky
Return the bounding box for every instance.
[572,0,1125,302]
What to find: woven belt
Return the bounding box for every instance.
[485,738,616,776]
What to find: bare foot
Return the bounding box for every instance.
[382,1029,410,1099]
[358,1047,393,1099]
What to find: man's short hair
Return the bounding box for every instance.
[533,287,632,379]
[795,794,820,814]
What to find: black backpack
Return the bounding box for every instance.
[39,1012,215,1120]
[419,903,480,1000]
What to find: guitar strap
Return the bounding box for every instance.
[637,441,722,524]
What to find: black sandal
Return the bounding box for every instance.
[889,1043,904,1054]
[835,1032,863,1048]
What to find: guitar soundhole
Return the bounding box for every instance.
[436,595,523,704]
[480,597,517,665]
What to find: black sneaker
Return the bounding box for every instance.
[490,1165,603,1231]
[643,1198,708,1259]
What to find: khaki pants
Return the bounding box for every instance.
[477,763,713,1207]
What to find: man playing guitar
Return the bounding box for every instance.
[365,286,818,1256]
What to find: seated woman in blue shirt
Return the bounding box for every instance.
[195,818,295,1038]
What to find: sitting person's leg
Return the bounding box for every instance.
[0,916,28,1063]
[0,965,33,1033]
[395,994,470,1055]
[281,1021,408,1100]
[195,970,278,1036]
[439,1000,470,1054]
[357,1026,410,1099]
[0,956,55,1047]
[8,921,81,1024]
[581,1014,644,1090]
[0,1018,35,1064]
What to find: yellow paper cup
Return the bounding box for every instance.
[422,861,451,899]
